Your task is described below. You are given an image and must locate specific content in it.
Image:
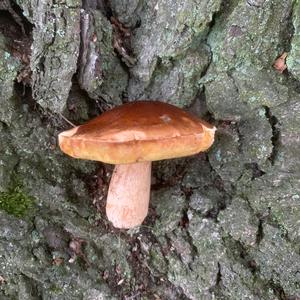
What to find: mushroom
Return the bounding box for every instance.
[58,101,216,228]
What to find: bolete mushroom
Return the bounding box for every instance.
[58,101,216,228]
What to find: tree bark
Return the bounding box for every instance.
[0,0,299,299]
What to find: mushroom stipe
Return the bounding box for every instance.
[58,101,216,229]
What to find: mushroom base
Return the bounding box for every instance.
[106,162,151,229]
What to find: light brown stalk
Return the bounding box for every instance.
[106,161,151,229]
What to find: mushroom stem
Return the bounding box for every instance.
[106,161,151,229]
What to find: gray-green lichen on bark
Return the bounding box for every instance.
[0,0,300,299]
[287,0,300,80]
[128,0,221,107]
[19,0,82,112]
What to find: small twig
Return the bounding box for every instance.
[59,113,76,127]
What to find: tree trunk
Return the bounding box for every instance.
[0,0,299,299]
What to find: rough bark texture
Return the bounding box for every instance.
[0,0,299,299]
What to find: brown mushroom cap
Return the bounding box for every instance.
[58,101,216,164]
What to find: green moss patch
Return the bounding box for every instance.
[0,185,35,217]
